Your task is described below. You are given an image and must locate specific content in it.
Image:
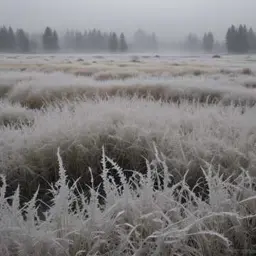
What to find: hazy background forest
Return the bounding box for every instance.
[0,24,256,54]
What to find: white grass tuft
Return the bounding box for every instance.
[0,149,255,255]
[0,100,34,127]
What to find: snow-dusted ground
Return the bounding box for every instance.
[1,54,256,255]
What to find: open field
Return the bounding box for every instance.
[1,53,256,255]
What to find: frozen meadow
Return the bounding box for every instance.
[1,53,256,255]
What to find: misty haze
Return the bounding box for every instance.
[1,1,256,256]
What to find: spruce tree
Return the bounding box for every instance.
[16,29,30,52]
[226,25,237,53]
[53,30,59,50]
[184,33,201,51]
[247,28,256,52]
[8,27,16,51]
[109,32,118,52]
[226,24,250,53]
[0,26,9,50]
[119,33,128,52]
[203,32,214,52]
[43,27,53,51]
[42,27,59,51]
[240,25,249,53]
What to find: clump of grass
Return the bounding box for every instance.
[242,68,253,75]
[220,69,232,75]
[93,55,104,59]
[0,147,256,255]
[7,55,19,59]
[130,56,140,63]
[243,80,256,89]
[119,64,128,67]
[0,73,34,98]
[93,70,138,81]
[193,70,203,76]
[0,83,14,98]
[0,101,34,128]
[74,69,96,77]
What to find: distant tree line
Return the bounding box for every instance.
[182,24,256,54]
[0,26,30,52]
[132,29,158,52]
[0,26,60,53]
[63,29,128,52]
[183,32,224,53]
[0,25,157,53]
[226,25,256,53]
[0,26,131,53]
[2,23,256,54]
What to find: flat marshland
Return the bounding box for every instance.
[1,53,256,255]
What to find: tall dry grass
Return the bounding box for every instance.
[1,55,256,255]
[93,70,139,81]
[1,53,256,79]
[0,148,256,255]
[0,73,33,98]
[0,100,34,128]
[2,71,256,109]
[0,97,256,204]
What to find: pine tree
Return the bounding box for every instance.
[226,25,238,53]
[119,33,128,52]
[16,29,30,52]
[43,27,58,51]
[53,30,59,50]
[43,27,52,50]
[109,32,118,52]
[75,31,83,50]
[8,27,16,51]
[226,24,250,53]
[237,25,249,53]
[42,27,59,51]
[247,28,256,52]
[184,33,201,51]
[0,26,9,50]
[226,27,232,52]
[203,32,214,52]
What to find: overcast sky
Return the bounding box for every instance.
[0,0,256,40]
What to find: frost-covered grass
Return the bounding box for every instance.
[0,100,34,127]
[1,54,256,255]
[1,97,256,203]
[93,70,139,81]
[0,73,33,97]
[1,70,256,109]
[1,147,256,255]
[1,53,256,78]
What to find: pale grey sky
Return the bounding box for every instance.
[0,0,255,40]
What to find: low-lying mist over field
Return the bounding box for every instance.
[0,53,256,255]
